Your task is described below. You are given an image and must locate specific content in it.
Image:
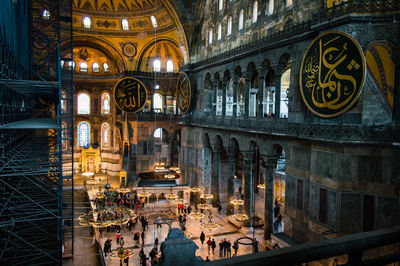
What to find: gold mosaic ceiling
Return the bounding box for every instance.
[73,0,159,13]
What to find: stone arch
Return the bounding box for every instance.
[203,133,211,149]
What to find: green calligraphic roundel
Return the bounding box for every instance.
[176,72,192,114]
[300,31,366,118]
[113,77,148,113]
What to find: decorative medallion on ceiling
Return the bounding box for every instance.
[120,42,137,62]
[300,31,366,118]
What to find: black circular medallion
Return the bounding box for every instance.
[113,77,148,113]
[176,72,192,114]
[300,31,366,118]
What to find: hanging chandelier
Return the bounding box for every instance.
[172,198,187,205]
[164,174,175,179]
[78,207,137,228]
[188,211,205,220]
[200,193,214,200]
[190,187,201,193]
[82,172,94,177]
[231,213,249,222]
[201,222,221,231]
[118,188,130,193]
[165,192,178,200]
[169,167,180,171]
[197,203,212,210]
[154,162,166,170]
[137,190,151,198]
[257,184,266,189]
[231,199,244,206]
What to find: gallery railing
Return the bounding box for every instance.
[182,116,399,142]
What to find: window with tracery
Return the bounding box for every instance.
[80,62,88,72]
[219,0,223,11]
[78,122,90,148]
[280,68,291,118]
[92,62,99,72]
[103,63,109,72]
[217,23,222,40]
[153,93,162,113]
[153,59,161,72]
[101,93,110,114]
[101,123,110,149]
[150,16,158,28]
[77,93,90,114]
[252,1,258,23]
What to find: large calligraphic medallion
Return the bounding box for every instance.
[300,31,366,118]
[176,72,192,113]
[113,77,148,113]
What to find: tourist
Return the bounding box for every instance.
[134,231,140,246]
[253,238,259,253]
[124,250,129,265]
[116,231,121,245]
[120,236,125,247]
[219,240,223,257]
[211,238,216,254]
[233,240,239,256]
[157,216,162,228]
[155,237,159,248]
[205,256,210,262]
[207,238,212,255]
[187,205,192,214]
[223,238,227,257]
[141,231,145,245]
[227,240,232,257]
[200,231,205,245]
[103,239,110,257]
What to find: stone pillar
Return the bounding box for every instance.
[232,76,239,118]
[211,144,221,205]
[222,79,227,117]
[263,156,277,240]
[226,148,236,215]
[212,80,219,115]
[258,71,265,118]
[150,94,154,114]
[274,67,282,119]
[243,151,254,219]
[244,71,252,118]
[163,94,167,114]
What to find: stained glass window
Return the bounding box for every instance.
[239,9,244,30]
[77,93,90,114]
[78,122,90,148]
[101,93,110,114]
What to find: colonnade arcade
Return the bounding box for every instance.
[204,54,292,119]
[197,132,287,240]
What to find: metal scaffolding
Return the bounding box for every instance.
[0,0,73,264]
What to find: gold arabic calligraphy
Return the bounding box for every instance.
[177,72,191,113]
[114,78,147,113]
[301,31,364,117]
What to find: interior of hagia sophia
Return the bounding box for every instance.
[0,0,399,265]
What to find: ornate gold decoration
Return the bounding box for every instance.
[257,184,266,189]
[176,72,192,114]
[164,174,175,179]
[120,42,137,58]
[113,77,148,113]
[78,208,136,228]
[300,31,366,118]
[231,213,249,222]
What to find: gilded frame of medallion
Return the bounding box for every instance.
[299,30,366,118]
[176,72,192,114]
[113,77,148,113]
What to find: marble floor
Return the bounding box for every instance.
[96,205,267,266]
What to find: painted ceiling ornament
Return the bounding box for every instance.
[113,77,148,113]
[120,42,137,60]
[176,72,192,114]
[79,48,89,61]
[300,30,366,118]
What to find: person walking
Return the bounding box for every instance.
[253,238,259,253]
[200,231,205,245]
[116,232,121,245]
[134,231,139,246]
[103,240,110,257]
[207,238,212,255]
[223,238,227,257]
[233,240,239,256]
[211,238,216,255]
[227,240,232,257]
[219,240,223,257]
[141,231,145,245]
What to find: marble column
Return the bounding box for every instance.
[258,71,265,118]
[232,75,239,118]
[273,67,283,119]
[244,71,252,118]
[243,151,254,219]
[222,79,227,117]
[263,156,277,240]
[163,94,167,114]
[212,80,219,115]
[226,148,236,215]
[211,144,221,205]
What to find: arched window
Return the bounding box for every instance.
[83,17,91,29]
[280,68,290,118]
[217,23,222,40]
[209,28,213,44]
[103,63,109,72]
[239,9,244,30]
[101,123,110,149]
[286,0,293,7]
[101,93,110,114]
[237,79,245,116]
[78,122,90,148]
[121,19,129,30]
[68,61,75,70]
[153,59,161,72]
[77,93,90,114]
[42,9,50,20]
[218,0,223,11]
[150,16,158,28]
[166,60,174,72]
[80,62,88,72]
[252,1,258,23]
[92,62,100,72]
[227,16,232,36]
[153,93,163,113]
[267,0,274,15]
[154,128,162,139]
